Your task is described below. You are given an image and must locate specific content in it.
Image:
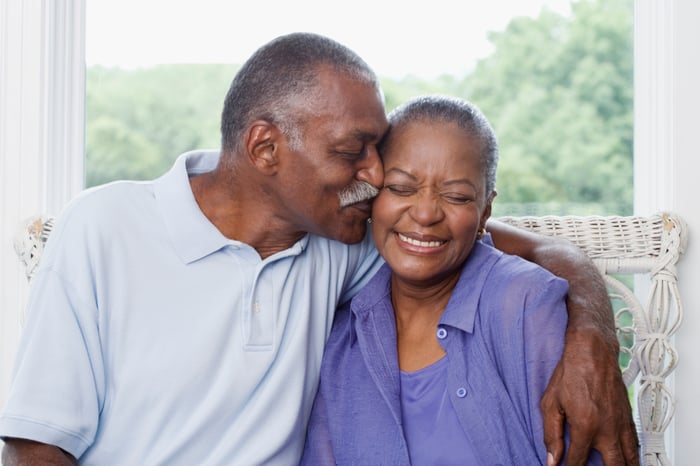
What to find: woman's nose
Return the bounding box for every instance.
[409,191,445,225]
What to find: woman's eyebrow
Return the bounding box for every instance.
[443,178,477,190]
[384,167,417,180]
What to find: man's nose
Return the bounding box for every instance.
[356,145,384,188]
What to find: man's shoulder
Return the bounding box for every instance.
[42,181,159,261]
[485,243,560,282]
[62,180,156,226]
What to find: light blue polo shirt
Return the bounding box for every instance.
[0,150,382,465]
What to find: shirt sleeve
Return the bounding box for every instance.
[0,207,104,458]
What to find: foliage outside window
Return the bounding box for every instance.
[86,0,632,216]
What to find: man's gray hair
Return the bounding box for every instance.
[220,32,380,155]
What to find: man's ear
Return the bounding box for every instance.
[245,120,282,174]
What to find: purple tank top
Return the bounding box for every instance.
[400,356,478,465]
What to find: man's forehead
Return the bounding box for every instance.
[307,103,387,141]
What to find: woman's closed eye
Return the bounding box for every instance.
[441,192,475,205]
[384,185,416,196]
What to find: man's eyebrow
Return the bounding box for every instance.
[352,129,383,142]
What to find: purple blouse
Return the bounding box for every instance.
[302,239,603,465]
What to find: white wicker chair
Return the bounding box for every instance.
[14,215,55,281]
[14,212,688,465]
[498,212,687,466]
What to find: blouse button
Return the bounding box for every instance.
[456,387,467,398]
[436,327,448,339]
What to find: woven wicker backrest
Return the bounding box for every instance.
[498,212,688,466]
[14,212,688,464]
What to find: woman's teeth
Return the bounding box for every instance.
[397,233,444,248]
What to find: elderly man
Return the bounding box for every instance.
[0,32,637,465]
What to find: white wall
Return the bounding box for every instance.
[666,1,700,463]
[0,0,85,404]
[632,1,700,463]
[0,0,697,462]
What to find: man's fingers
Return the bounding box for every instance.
[589,421,640,466]
[541,392,566,465]
[595,443,626,466]
[619,417,641,465]
[616,416,639,466]
[563,431,593,466]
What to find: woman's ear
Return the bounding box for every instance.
[481,190,497,227]
[245,120,282,174]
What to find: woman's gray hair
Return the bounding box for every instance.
[220,32,380,154]
[382,95,499,196]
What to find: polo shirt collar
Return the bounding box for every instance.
[154,150,234,264]
[154,150,311,264]
[351,263,392,313]
[440,240,501,334]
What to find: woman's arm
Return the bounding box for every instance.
[486,218,640,466]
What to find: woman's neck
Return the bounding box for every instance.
[391,273,459,372]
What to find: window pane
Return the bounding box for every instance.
[86,0,632,215]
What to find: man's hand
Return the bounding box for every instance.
[541,327,640,466]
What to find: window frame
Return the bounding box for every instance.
[0,0,681,458]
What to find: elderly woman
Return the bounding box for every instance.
[301,95,603,465]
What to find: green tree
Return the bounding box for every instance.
[463,0,634,214]
[381,74,462,113]
[86,0,633,215]
[86,64,238,186]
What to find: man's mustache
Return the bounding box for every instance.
[338,181,380,207]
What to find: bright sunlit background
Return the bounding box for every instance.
[85,0,633,217]
[86,0,571,78]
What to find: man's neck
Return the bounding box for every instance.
[190,171,304,259]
